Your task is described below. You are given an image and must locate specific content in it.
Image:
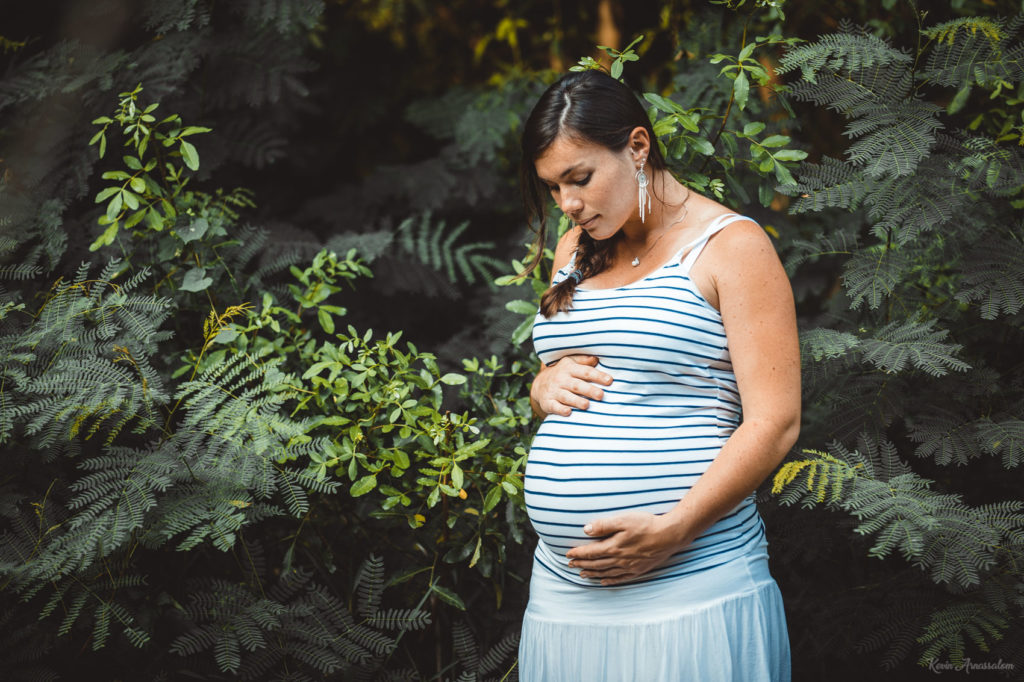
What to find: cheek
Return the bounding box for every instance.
[596,174,632,215]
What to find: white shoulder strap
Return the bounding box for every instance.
[679,213,752,273]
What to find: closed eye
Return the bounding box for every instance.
[575,173,592,186]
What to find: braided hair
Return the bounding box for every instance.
[519,70,667,318]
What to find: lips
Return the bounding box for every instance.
[577,215,599,228]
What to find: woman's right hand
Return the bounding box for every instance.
[530,355,613,418]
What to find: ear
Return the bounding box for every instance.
[627,126,651,162]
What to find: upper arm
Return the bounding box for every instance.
[550,225,582,285]
[706,221,800,432]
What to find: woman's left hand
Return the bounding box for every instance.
[564,512,690,586]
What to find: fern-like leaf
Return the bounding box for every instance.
[955,234,1024,319]
[859,320,970,377]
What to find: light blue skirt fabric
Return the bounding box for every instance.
[518,538,791,681]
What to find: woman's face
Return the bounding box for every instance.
[533,133,641,241]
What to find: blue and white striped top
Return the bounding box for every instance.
[525,213,767,587]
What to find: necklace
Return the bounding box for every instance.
[628,189,691,267]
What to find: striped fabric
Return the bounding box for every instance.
[525,213,766,587]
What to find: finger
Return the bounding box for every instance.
[555,388,591,411]
[584,518,622,537]
[565,539,617,560]
[568,378,604,401]
[544,401,571,417]
[567,556,619,570]
[568,354,599,367]
[571,364,613,385]
[566,366,612,392]
[581,566,633,580]
[587,368,614,386]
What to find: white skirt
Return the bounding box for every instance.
[518,541,791,682]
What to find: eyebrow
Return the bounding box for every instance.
[539,164,582,184]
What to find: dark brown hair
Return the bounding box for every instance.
[519,69,667,317]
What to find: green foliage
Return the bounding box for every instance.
[772,8,1024,671]
[571,34,644,81]
[3,0,1024,678]
[1,79,536,677]
[773,437,1024,590]
[396,212,505,287]
[169,557,431,678]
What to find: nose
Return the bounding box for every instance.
[560,188,583,216]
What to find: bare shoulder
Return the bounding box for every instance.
[704,217,781,276]
[550,224,582,276]
[692,216,788,310]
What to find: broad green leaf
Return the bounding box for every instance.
[180,126,213,137]
[105,192,123,221]
[948,84,971,115]
[180,267,213,292]
[318,307,335,334]
[743,121,766,136]
[483,485,502,513]
[430,584,466,610]
[773,161,795,185]
[350,474,377,497]
[643,93,683,115]
[691,137,715,156]
[505,299,537,315]
[89,222,119,251]
[773,149,808,161]
[440,373,466,385]
[95,187,119,203]
[678,113,700,133]
[511,315,534,346]
[180,140,199,170]
[213,328,239,344]
[653,117,677,137]
[733,71,750,111]
[124,209,146,229]
[129,176,146,193]
[178,217,209,244]
[761,135,790,148]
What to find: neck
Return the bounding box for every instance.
[620,169,690,246]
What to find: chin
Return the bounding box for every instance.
[587,226,621,241]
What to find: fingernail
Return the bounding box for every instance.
[584,524,593,534]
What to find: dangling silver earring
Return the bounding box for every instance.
[636,157,651,223]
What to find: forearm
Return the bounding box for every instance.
[659,416,799,549]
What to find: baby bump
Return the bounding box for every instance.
[523,417,722,558]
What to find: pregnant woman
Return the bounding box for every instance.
[516,69,800,681]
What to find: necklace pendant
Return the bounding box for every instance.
[631,257,640,267]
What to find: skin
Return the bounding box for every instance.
[529,127,801,586]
